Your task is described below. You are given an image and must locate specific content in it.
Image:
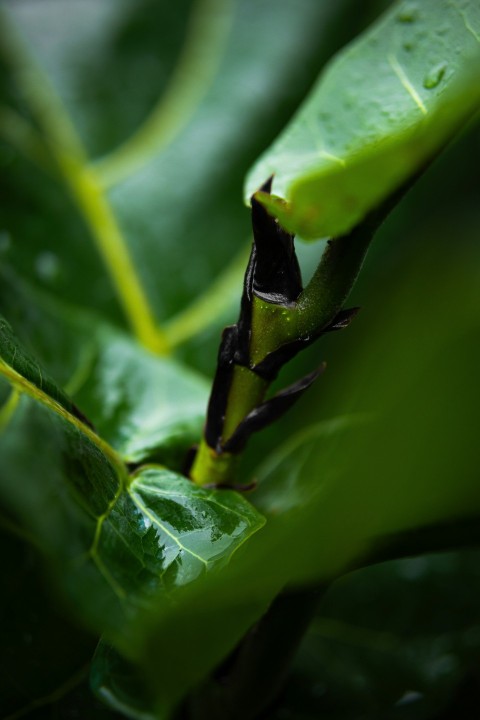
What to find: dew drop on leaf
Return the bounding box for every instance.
[423,61,448,89]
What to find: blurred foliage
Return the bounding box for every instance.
[0,0,480,719]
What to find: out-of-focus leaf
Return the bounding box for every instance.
[91,640,155,720]
[276,550,480,720]
[245,0,480,239]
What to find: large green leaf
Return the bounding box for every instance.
[278,550,480,720]
[73,332,209,465]
[0,267,209,466]
[245,0,480,239]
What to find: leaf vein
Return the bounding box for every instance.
[388,54,427,116]
[129,489,209,567]
[450,0,480,43]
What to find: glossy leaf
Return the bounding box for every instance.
[245,0,480,238]
[95,465,265,612]
[0,313,88,425]
[0,267,209,466]
[0,321,264,681]
[73,332,209,465]
[0,394,263,649]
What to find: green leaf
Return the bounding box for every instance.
[245,0,480,239]
[0,267,209,466]
[91,641,155,720]
[0,395,126,634]
[0,313,89,426]
[281,551,480,719]
[73,331,209,465]
[97,466,265,608]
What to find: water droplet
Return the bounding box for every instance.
[423,61,448,89]
[0,231,11,253]
[35,251,61,282]
[397,3,418,22]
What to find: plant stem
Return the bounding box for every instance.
[191,208,378,486]
[190,366,267,486]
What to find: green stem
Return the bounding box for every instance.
[191,215,377,486]
[222,366,267,440]
[93,0,233,189]
[190,440,238,487]
[190,366,267,486]
[249,223,374,364]
[294,219,375,336]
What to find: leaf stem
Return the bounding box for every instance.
[0,10,168,354]
[93,0,233,189]
[190,198,383,486]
